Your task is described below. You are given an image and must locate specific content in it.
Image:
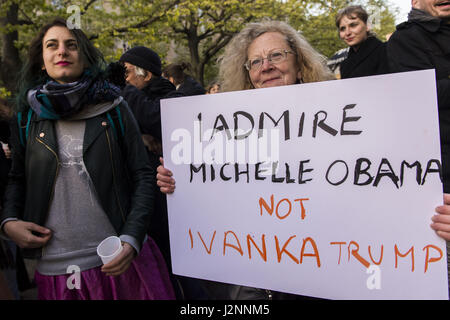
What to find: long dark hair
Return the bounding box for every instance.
[15,17,106,111]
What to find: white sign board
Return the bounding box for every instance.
[160,70,449,300]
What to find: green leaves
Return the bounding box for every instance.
[0,0,398,91]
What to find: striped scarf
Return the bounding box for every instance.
[27,71,120,119]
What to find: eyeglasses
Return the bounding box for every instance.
[244,49,295,71]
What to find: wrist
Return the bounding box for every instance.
[0,219,19,240]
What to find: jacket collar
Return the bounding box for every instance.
[400,8,448,33]
[346,36,384,67]
[141,76,176,99]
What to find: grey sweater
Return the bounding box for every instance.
[37,120,117,275]
[36,98,141,275]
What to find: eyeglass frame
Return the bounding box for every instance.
[244,49,296,72]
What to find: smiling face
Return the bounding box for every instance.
[246,32,301,89]
[338,15,369,49]
[412,0,450,20]
[42,26,85,84]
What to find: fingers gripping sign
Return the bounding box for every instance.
[431,193,450,241]
[157,157,176,194]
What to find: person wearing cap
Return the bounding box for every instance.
[119,46,181,140]
[118,46,183,298]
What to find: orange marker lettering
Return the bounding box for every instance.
[259,195,274,216]
[348,241,370,268]
[368,244,384,265]
[275,235,299,264]
[423,244,443,273]
[247,234,267,262]
[394,244,415,272]
[223,231,243,256]
[300,237,321,267]
[189,228,193,249]
[275,198,292,220]
[197,230,216,255]
[330,241,346,265]
[294,198,310,220]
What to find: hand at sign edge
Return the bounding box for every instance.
[431,193,450,241]
[157,157,175,194]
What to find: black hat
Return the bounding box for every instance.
[119,46,162,77]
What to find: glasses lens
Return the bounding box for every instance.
[269,50,285,63]
[245,50,290,71]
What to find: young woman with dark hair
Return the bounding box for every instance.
[0,18,174,300]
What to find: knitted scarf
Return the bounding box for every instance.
[27,71,121,120]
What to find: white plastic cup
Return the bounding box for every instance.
[97,236,123,265]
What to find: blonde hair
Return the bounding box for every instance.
[218,20,335,92]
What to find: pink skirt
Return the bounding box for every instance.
[34,237,175,300]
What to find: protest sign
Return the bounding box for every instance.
[160,70,449,299]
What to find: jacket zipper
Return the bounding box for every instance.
[105,129,126,223]
[35,136,60,257]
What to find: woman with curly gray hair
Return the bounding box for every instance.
[158,19,334,194]
[156,19,333,300]
[218,19,334,92]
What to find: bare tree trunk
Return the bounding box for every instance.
[0,2,22,93]
[187,27,204,85]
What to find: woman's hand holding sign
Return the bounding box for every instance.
[157,157,175,194]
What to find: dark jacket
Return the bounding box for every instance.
[0,120,10,200]
[387,15,450,191]
[340,36,390,79]
[120,76,182,141]
[121,76,182,270]
[178,76,206,96]
[0,101,154,259]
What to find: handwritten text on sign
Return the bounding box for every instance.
[161,70,449,299]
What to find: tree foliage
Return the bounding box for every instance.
[0,0,399,96]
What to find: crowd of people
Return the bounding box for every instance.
[0,0,449,300]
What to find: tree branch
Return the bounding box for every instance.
[17,7,34,25]
[81,0,99,15]
[88,0,180,40]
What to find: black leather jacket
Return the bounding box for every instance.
[0,101,155,259]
